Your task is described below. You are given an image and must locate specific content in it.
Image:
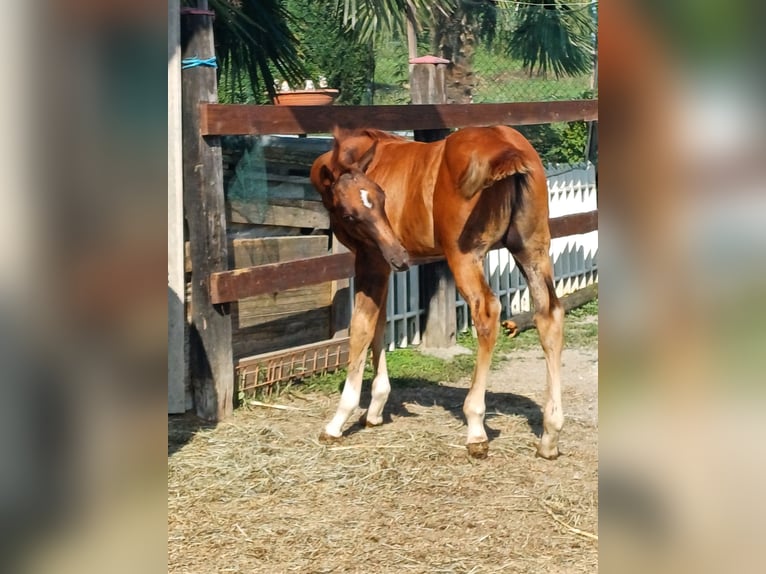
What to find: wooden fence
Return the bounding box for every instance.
[173,9,598,420]
[205,103,597,305]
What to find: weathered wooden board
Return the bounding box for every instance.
[211,251,356,304]
[548,210,598,238]
[234,285,331,329]
[186,235,334,358]
[505,283,598,332]
[201,100,598,136]
[186,235,330,273]
[182,10,233,421]
[231,235,331,357]
[231,235,328,267]
[232,307,332,359]
[229,199,329,229]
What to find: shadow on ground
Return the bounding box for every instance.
[344,376,544,442]
[168,413,217,457]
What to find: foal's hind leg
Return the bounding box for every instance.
[446,252,502,458]
[510,243,565,459]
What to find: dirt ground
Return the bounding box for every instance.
[168,338,598,573]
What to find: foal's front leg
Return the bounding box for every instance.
[320,263,390,441]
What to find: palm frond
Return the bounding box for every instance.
[204,0,307,100]
[507,0,596,79]
[338,0,457,43]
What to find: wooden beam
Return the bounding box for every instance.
[208,210,599,304]
[411,62,455,349]
[549,210,598,239]
[200,100,598,136]
[504,284,598,333]
[229,199,329,229]
[210,251,356,304]
[182,10,234,421]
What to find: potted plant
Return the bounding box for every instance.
[272,77,339,106]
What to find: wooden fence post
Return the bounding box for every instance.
[181,6,234,421]
[410,56,456,348]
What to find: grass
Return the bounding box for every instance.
[290,297,598,397]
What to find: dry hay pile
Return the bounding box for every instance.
[168,349,598,573]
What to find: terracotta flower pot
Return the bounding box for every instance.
[273,89,340,106]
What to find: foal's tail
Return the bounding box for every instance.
[458,147,536,199]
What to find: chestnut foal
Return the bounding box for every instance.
[311,127,564,459]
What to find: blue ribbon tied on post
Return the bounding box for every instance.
[182,57,217,70]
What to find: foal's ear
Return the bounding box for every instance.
[357,141,378,173]
[319,164,335,190]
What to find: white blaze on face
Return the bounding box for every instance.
[359,189,373,209]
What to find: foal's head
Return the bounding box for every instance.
[318,139,410,272]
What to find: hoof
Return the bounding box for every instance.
[318,431,342,445]
[536,445,560,460]
[466,441,489,459]
[359,413,382,428]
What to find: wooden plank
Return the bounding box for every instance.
[229,199,329,229]
[185,235,329,273]
[211,251,356,304]
[234,285,331,329]
[182,9,234,421]
[504,284,598,333]
[231,235,328,268]
[201,100,598,136]
[232,307,331,359]
[549,210,598,239]
[231,236,330,330]
[210,211,599,304]
[230,235,332,355]
[420,261,457,349]
[411,62,455,349]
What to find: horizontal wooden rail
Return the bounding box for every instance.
[210,251,355,304]
[210,210,598,304]
[548,210,598,238]
[201,100,597,136]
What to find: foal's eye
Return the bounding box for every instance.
[342,214,356,223]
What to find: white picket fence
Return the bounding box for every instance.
[351,162,598,350]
